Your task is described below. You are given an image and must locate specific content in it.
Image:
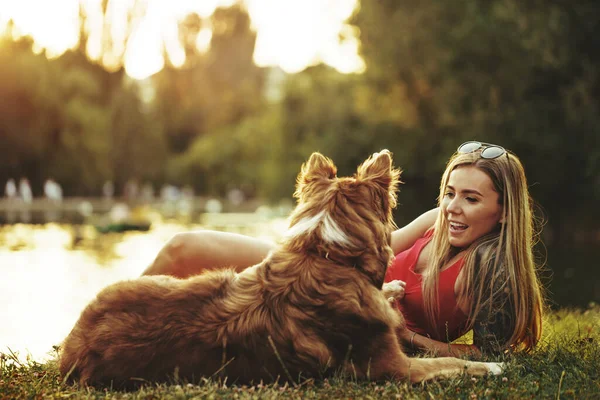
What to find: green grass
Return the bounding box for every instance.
[2,306,599,399]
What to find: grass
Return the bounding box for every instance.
[1,306,599,399]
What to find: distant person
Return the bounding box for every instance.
[227,188,245,207]
[44,179,63,203]
[143,141,545,356]
[18,178,33,204]
[4,178,17,199]
[103,180,115,200]
[159,184,181,216]
[43,179,63,222]
[4,178,18,222]
[160,184,180,203]
[176,185,195,215]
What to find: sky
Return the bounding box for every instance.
[0,0,365,79]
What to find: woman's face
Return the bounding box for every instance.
[441,165,503,249]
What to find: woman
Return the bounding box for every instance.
[142,141,545,357]
[387,141,544,357]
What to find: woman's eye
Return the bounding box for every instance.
[466,197,478,203]
[444,192,454,198]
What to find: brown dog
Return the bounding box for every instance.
[59,150,503,388]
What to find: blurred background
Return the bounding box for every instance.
[0,0,599,361]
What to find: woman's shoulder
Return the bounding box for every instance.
[407,229,434,257]
[385,230,433,282]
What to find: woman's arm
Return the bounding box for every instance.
[471,288,514,355]
[470,250,515,354]
[396,328,482,358]
[390,208,439,255]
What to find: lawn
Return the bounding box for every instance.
[1,306,598,399]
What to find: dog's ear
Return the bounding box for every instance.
[294,152,337,199]
[303,152,337,179]
[357,150,402,193]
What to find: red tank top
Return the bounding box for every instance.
[385,230,469,342]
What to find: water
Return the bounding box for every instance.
[0,217,288,363]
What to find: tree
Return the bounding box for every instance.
[0,31,55,193]
[152,4,266,192]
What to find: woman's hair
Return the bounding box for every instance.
[423,149,544,352]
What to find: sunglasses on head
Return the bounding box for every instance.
[457,141,506,159]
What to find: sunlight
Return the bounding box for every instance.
[196,27,213,54]
[0,0,363,79]
[81,0,103,60]
[123,4,167,79]
[0,0,79,58]
[247,0,363,73]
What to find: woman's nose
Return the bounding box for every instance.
[446,197,461,214]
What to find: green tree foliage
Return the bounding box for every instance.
[0,33,53,193]
[46,58,111,195]
[151,4,266,192]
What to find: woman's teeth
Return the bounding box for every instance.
[450,222,468,231]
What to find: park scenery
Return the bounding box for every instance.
[1,0,599,398]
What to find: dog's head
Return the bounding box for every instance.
[284,150,402,288]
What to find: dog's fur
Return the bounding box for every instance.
[59,150,502,388]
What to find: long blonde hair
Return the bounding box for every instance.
[423,149,544,351]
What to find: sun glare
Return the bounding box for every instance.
[0,0,363,79]
[0,0,79,58]
[248,0,364,74]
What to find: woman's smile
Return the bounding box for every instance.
[448,221,468,235]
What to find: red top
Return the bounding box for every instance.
[385,230,469,342]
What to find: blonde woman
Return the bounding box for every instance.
[385,141,544,356]
[142,141,545,357]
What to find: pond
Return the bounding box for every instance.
[0,214,598,364]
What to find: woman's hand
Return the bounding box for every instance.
[395,327,483,358]
[382,279,406,303]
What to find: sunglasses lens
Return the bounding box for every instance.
[481,146,505,159]
[458,142,482,153]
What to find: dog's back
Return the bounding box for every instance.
[60,254,400,387]
[59,270,243,386]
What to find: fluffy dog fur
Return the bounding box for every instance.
[59,150,503,388]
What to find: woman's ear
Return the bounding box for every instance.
[499,209,506,224]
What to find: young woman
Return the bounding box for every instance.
[142,141,545,358]
[387,141,544,357]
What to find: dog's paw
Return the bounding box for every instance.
[382,279,406,300]
[483,362,505,375]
